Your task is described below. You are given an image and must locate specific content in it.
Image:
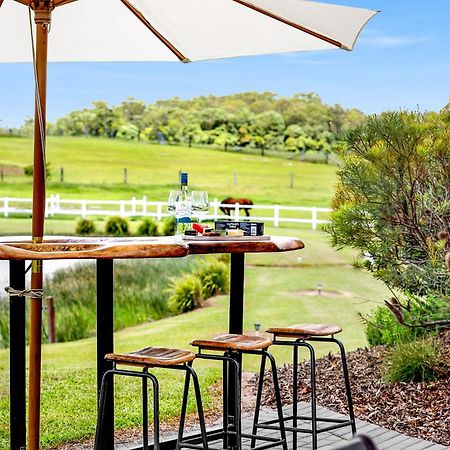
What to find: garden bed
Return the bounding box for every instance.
[249,330,450,446]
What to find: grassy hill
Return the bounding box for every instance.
[0,136,336,205]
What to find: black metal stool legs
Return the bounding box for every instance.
[94,367,159,450]
[247,349,287,450]
[258,337,356,449]
[177,363,209,450]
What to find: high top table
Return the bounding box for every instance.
[1,235,304,450]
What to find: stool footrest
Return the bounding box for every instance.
[256,416,355,434]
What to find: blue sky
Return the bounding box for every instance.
[0,0,449,128]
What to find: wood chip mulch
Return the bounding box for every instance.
[248,331,450,446]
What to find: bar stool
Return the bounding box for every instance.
[180,333,287,450]
[94,346,209,450]
[252,324,356,449]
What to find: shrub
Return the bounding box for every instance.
[196,258,229,299]
[365,306,424,346]
[383,338,440,382]
[137,218,158,236]
[327,110,450,332]
[365,294,449,346]
[161,216,176,236]
[105,216,129,236]
[24,161,51,179]
[75,218,96,235]
[168,274,203,314]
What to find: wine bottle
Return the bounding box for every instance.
[175,172,192,235]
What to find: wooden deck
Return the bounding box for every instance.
[110,402,448,449]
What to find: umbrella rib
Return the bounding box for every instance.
[232,0,344,49]
[121,0,190,63]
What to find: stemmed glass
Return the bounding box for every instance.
[167,190,179,213]
[191,191,209,221]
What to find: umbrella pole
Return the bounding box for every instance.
[29,5,51,450]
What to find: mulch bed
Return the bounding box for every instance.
[248,331,450,446]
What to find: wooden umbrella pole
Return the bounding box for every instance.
[29,3,51,450]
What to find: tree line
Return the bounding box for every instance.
[21,91,365,154]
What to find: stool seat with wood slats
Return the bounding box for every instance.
[191,333,272,351]
[252,324,356,450]
[105,347,196,367]
[94,347,208,450]
[267,324,342,339]
[178,333,287,450]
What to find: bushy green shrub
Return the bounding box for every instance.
[196,258,229,299]
[366,306,425,346]
[75,218,96,235]
[168,274,203,314]
[327,110,450,335]
[137,218,158,236]
[105,216,129,236]
[365,294,448,346]
[161,216,176,236]
[383,338,440,382]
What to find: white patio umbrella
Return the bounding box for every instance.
[0,1,377,449]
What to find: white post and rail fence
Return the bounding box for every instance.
[0,195,332,230]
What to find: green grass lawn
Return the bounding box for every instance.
[0,227,389,449]
[0,136,336,206]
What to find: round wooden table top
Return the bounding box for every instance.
[0,235,304,260]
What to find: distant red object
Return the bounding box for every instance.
[220,197,253,217]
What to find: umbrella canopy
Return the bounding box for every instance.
[0,1,377,450]
[1,0,376,62]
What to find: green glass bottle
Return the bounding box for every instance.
[175,172,192,235]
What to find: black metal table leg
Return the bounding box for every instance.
[96,259,114,450]
[9,260,26,450]
[228,253,245,449]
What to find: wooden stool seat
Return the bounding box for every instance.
[267,323,342,339]
[105,347,196,367]
[191,333,272,351]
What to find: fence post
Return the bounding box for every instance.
[142,196,147,215]
[4,197,8,218]
[120,200,125,217]
[234,202,240,222]
[123,168,128,184]
[131,197,136,215]
[1,167,4,182]
[47,297,56,343]
[290,172,294,188]
[81,200,87,219]
[60,166,64,183]
[156,202,162,221]
[312,207,318,230]
[233,173,238,186]
[274,205,280,227]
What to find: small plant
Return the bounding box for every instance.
[168,274,203,313]
[24,161,51,179]
[137,218,158,236]
[105,216,129,236]
[196,258,229,299]
[75,218,96,235]
[161,216,176,236]
[383,338,440,383]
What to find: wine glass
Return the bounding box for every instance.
[191,191,209,221]
[167,190,179,213]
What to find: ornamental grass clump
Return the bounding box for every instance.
[383,338,440,383]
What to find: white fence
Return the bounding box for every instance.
[0,195,331,230]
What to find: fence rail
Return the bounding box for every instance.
[0,195,332,230]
